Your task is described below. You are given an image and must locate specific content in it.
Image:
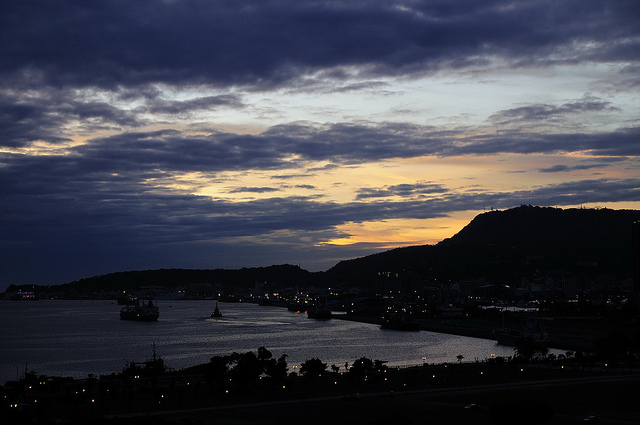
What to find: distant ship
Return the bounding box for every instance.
[211,302,222,318]
[380,313,420,331]
[287,293,308,312]
[493,318,549,346]
[6,291,39,301]
[120,297,159,321]
[121,343,170,378]
[307,302,332,320]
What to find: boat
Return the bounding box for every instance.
[121,343,171,378]
[287,293,309,312]
[380,313,421,331]
[493,318,549,346]
[307,302,332,320]
[120,297,159,321]
[287,300,307,312]
[211,302,222,318]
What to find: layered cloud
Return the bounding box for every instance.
[3,0,639,90]
[1,0,639,287]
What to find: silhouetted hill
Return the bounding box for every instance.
[324,205,640,286]
[444,205,637,248]
[7,205,639,295]
[41,264,316,294]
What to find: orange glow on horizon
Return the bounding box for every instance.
[318,213,476,247]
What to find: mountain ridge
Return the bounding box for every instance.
[5,205,640,294]
[324,205,640,285]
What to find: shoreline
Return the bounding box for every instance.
[332,313,603,352]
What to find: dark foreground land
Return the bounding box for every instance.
[165,375,639,425]
[4,359,639,425]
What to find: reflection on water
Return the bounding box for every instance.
[0,300,540,384]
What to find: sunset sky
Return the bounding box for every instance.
[1,0,639,290]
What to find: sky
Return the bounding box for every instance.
[1,0,640,290]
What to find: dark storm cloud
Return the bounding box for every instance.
[0,90,143,147]
[356,182,449,199]
[0,98,71,147]
[538,164,607,173]
[489,97,619,126]
[445,126,640,157]
[84,124,640,175]
[229,187,281,194]
[3,120,636,176]
[2,0,638,90]
[4,143,636,251]
[0,90,247,147]
[145,95,244,115]
[2,120,638,237]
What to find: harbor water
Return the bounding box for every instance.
[1,300,536,384]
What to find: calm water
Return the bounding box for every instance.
[1,300,528,384]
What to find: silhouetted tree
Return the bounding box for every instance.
[593,328,640,368]
[514,337,548,362]
[263,354,288,385]
[204,355,231,390]
[231,351,262,388]
[300,358,327,380]
[349,357,374,379]
[373,360,388,372]
[257,346,272,361]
